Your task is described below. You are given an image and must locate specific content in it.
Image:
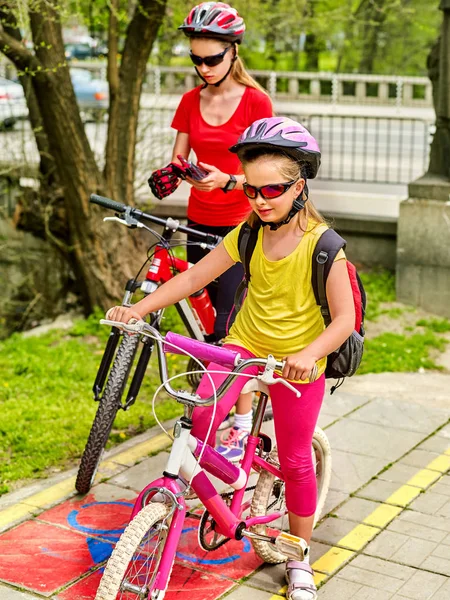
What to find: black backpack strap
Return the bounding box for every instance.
[312,228,346,327]
[234,223,259,312]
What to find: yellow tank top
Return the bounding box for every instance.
[223,221,345,381]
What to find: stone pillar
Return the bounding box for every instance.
[396,3,450,318]
[396,176,450,317]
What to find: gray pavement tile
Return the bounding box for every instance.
[343,554,416,587]
[398,449,448,471]
[317,577,362,599]
[108,453,170,491]
[325,420,423,461]
[363,529,418,561]
[336,563,406,594]
[333,497,385,524]
[422,555,450,577]
[317,412,337,429]
[81,482,138,502]
[378,463,441,488]
[244,563,285,594]
[436,423,450,439]
[422,578,450,600]
[431,479,450,497]
[0,586,39,599]
[355,479,421,505]
[221,584,277,599]
[312,516,376,548]
[390,537,439,568]
[410,491,449,516]
[387,516,448,544]
[417,436,450,454]
[396,509,450,533]
[321,393,369,418]
[348,397,449,435]
[394,569,448,600]
[320,489,348,517]
[330,451,387,494]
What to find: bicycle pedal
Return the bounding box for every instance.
[274,532,308,561]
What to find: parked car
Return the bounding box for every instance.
[70,68,109,119]
[65,40,108,61]
[65,43,92,61]
[0,77,28,129]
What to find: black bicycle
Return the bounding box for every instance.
[76,195,221,494]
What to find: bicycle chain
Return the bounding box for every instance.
[198,484,256,552]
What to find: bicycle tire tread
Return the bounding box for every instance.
[75,334,140,494]
[96,502,170,600]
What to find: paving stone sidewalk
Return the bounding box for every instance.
[0,372,449,600]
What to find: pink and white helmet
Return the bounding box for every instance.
[179,2,245,44]
[230,116,321,178]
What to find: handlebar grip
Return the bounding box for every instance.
[164,332,239,370]
[90,194,126,213]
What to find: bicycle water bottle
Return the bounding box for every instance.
[189,288,215,336]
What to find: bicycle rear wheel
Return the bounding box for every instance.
[96,502,172,600]
[249,427,331,564]
[76,333,140,494]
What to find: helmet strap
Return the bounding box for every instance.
[260,188,307,231]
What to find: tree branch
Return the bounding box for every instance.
[0,26,41,73]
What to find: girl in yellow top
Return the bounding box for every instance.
[107,117,355,600]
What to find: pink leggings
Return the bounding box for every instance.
[191,345,325,517]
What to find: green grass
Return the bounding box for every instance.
[0,308,188,495]
[359,331,447,374]
[359,269,396,321]
[357,270,449,374]
[416,318,450,333]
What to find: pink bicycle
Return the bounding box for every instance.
[95,321,332,600]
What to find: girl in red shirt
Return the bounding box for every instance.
[150,2,273,459]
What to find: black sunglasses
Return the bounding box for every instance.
[189,46,231,67]
[243,179,298,201]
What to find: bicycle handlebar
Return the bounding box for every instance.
[90,194,222,247]
[100,320,317,405]
[90,194,126,213]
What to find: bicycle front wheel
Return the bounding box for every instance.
[96,502,172,600]
[249,427,332,564]
[76,333,140,494]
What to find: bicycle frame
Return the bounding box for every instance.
[129,391,286,594]
[92,216,218,404]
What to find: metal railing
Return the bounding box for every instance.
[0,58,433,107]
[303,115,431,184]
[0,109,432,193]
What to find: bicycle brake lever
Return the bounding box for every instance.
[103,216,142,228]
[258,355,301,398]
[99,319,146,333]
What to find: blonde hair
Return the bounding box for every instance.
[239,149,325,231]
[231,55,268,96]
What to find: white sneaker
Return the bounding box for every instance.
[216,427,249,462]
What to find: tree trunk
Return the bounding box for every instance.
[358,0,388,74]
[0,0,168,314]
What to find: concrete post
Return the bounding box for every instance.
[378,82,389,102]
[310,79,321,98]
[288,77,298,97]
[355,81,366,102]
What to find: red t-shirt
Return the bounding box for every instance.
[171,86,273,226]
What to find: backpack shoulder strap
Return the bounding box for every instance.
[234,222,259,312]
[237,222,259,284]
[312,228,346,326]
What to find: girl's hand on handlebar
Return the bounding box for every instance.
[186,162,228,192]
[282,350,318,382]
[105,306,143,324]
